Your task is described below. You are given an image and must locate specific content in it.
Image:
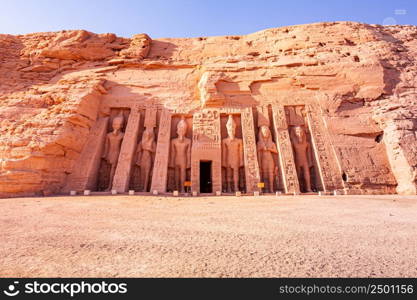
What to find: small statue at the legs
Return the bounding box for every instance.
[290,126,313,192]
[170,117,191,193]
[257,125,278,193]
[136,127,156,192]
[102,115,125,191]
[222,115,244,193]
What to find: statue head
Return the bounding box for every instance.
[293,126,305,141]
[142,127,154,140]
[176,117,188,138]
[226,115,236,139]
[112,115,124,132]
[259,125,271,140]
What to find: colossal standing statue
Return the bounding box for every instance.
[170,117,191,192]
[135,127,156,192]
[257,125,278,193]
[222,115,244,192]
[102,115,125,191]
[290,126,313,192]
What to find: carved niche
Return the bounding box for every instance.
[130,108,157,192]
[221,114,245,192]
[97,108,130,191]
[255,105,281,193]
[167,116,192,192]
[285,105,319,193]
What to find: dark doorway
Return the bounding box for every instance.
[200,161,212,193]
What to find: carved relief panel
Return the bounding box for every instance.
[271,105,300,194]
[305,105,345,192]
[150,109,172,193]
[191,109,222,193]
[241,107,261,193]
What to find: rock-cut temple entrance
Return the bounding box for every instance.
[200,161,213,193]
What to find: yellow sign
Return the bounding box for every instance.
[183,181,192,187]
[257,182,265,188]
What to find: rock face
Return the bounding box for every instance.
[0,22,416,198]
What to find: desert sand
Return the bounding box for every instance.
[1,194,416,277]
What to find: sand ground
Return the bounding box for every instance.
[0,194,416,277]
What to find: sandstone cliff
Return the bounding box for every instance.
[0,22,416,197]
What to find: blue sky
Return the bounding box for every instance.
[0,0,416,38]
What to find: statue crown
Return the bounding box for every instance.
[226,115,236,129]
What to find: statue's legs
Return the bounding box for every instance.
[106,164,116,191]
[233,167,239,192]
[302,164,312,192]
[268,170,274,193]
[226,167,232,193]
[142,165,150,192]
[179,166,187,193]
[174,166,180,192]
[222,167,227,192]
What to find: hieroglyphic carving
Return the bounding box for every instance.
[63,117,109,192]
[150,109,172,193]
[241,107,261,193]
[191,109,222,193]
[112,106,141,192]
[272,105,300,194]
[306,105,344,192]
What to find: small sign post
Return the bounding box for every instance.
[257,182,265,189]
[184,181,192,193]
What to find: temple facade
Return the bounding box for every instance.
[63,101,360,195]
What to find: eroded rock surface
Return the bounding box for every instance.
[0,22,416,197]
